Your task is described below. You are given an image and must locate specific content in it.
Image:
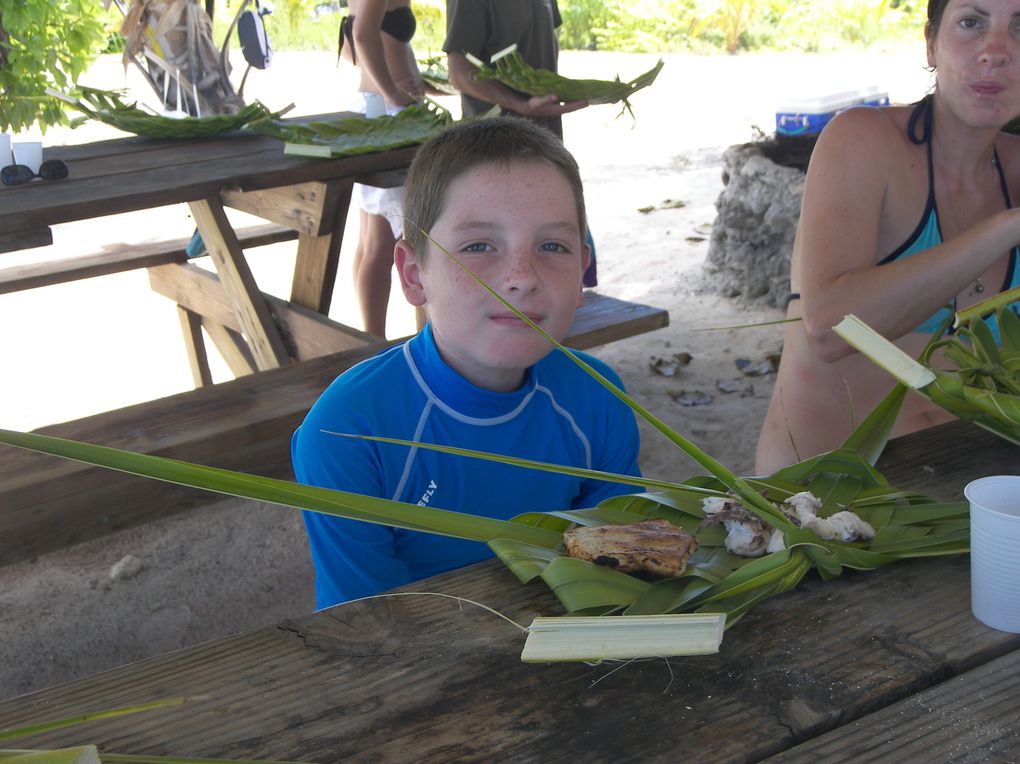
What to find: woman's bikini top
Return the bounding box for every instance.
[790,96,1020,339]
[337,7,416,65]
[881,96,1020,335]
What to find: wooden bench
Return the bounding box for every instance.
[0,223,299,294]
[0,293,667,566]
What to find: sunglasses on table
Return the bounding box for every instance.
[1,159,70,186]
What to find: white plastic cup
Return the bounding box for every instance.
[965,475,1020,633]
[0,134,11,167]
[12,141,43,173]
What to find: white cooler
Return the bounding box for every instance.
[775,85,889,137]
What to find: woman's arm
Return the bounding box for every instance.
[393,39,425,100]
[795,107,1020,362]
[351,0,416,108]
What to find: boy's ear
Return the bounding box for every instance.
[395,239,427,307]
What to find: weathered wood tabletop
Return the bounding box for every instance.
[1,421,1018,762]
[0,123,668,384]
[0,122,416,243]
[0,119,418,380]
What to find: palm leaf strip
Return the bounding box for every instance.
[0,231,969,627]
[0,696,316,763]
[835,297,1020,447]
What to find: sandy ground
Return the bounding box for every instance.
[0,47,933,700]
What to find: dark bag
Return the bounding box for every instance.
[238,0,273,70]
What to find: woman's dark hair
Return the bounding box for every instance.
[928,0,950,36]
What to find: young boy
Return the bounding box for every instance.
[291,117,641,608]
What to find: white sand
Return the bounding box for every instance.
[0,47,932,699]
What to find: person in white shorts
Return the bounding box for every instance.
[338,0,424,337]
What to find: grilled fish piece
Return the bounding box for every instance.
[699,499,772,557]
[563,518,699,578]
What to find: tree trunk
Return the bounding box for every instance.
[120,0,244,116]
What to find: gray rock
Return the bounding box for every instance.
[704,143,806,308]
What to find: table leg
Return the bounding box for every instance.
[176,305,214,387]
[189,197,290,370]
[202,320,257,377]
[177,309,257,384]
[290,178,354,314]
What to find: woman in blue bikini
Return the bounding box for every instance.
[756,0,1020,474]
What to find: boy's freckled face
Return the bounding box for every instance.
[399,160,587,392]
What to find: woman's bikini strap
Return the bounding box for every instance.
[338,15,355,66]
[909,95,937,214]
[907,94,933,146]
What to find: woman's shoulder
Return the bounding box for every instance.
[805,104,917,183]
[815,104,913,156]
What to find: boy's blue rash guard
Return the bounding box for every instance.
[291,324,642,609]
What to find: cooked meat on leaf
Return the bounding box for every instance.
[563,518,699,578]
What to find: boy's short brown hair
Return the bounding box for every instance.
[401,116,587,265]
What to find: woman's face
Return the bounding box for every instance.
[927,0,1020,128]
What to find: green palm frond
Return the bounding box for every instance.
[48,86,290,138]
[0,233,970,635]
[469,48,663,118]
[252,100,452,157]
[0,697,316,763]
[0,364,967,629]
[835,302,1020,447]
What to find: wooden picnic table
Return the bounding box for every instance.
[0,118,417,381]
[1,420,1018,761]
[0,119,670,565]
[0,121,668,387]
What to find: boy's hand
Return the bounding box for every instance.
[520,94,589,118]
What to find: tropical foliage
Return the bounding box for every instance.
[0,0,106,132]
[557,0,926,54]
[0,0,924,132]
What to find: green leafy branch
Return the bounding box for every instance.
[0,0,107,133]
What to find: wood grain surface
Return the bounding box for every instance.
[0,127,419,235]
[1,422,1018,762]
